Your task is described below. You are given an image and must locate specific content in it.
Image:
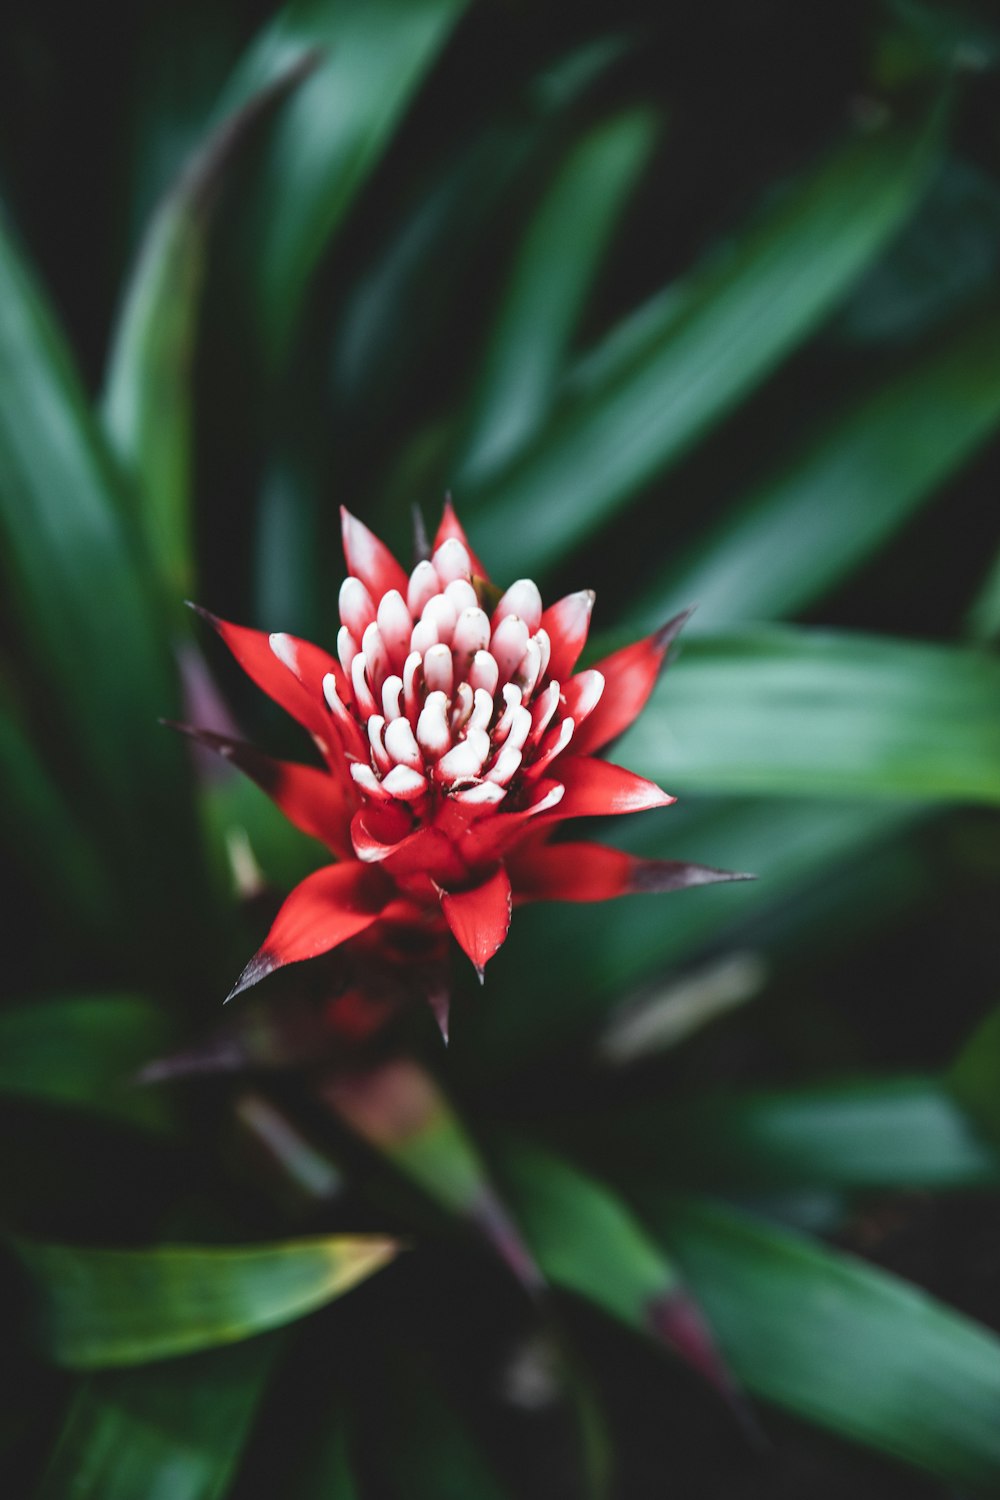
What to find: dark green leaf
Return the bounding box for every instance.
[219,0,470,368]
[37,1338,277,1500]
[651,1196,1000,1489]
[629,309,1000,630]
[949,1004,1000,1144]
[617,627,1000,803]
[0,994,176,1134]
[967,543,1000,640]
[462,106,943,576]
[568,1077,1000,1192]
[14,1235,398,1368]
[102,56,317,597]
[457,106,660,480]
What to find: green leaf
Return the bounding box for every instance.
[494,1140,681,1327]
[219,0,470,368]
[37,1338,277,1500]
[14,1235,398,1368]
[616,627,1000,803]
[0,210,210,952]
[629,308,1000,631]
[102,55,317,597]
[567,1076,1000,1192]
[462,104,943,576]
[967,542,1000,640]
[0,689,114,935]
[456,105,661,481]
[651,1196,1000,1489]
[459,798,919,1073]
[0,994,177,1134]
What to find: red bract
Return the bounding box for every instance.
[189,502,743,1001]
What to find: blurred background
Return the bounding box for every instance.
[1,1,1000,1496]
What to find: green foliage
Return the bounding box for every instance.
[1,0,999,1494]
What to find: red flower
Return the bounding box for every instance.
[189,502,743,999]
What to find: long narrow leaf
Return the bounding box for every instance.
[457,106,660,480]
[218,0,469,367]
[14,1235,398,1368]
[651,1196,1000,1489]
[0,995,176,1134]
[629,308,1000,630]
[463,105,943,576]
[616,627,1000,803]
[563,1077,1000,1192]
[103,56,317,596]
[37,1338,277,1500]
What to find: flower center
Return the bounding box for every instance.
[323,538,570,808]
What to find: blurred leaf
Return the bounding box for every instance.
[630,309,1000,631]
[967,542,1000,640]
[949,1004,1000,1143]
[37,1337,277,1500]
[494,1140,734,1398]
[0,688,115,936]
[0,210,210,952]
[219,0,470,368]
[462,105,943,576]
[293,1409,360,1500]
[833,158,1000,345]
[332,34,633,426]
[651,1196,1000,1488]
[14,1235,398,1368]
[0,994,176,1134]
[616,627,1000,803]
[103,55,317,598]
[565,1077,1000,1192]
[456,105,661,480]
[325,1062,541,1288]
[458,798,919,1072]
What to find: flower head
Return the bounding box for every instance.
[188,502,743,1010]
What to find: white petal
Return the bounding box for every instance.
[269,632,298,674]
[351,653,377,718]
[490,615,530,679]
[421,593,458,644]
[493,683,523,743]
[376,589,413,669]
[534,627,551,683]
[468,649,500,697]
[410,617,438,657]
[453,780,507,806]
[362,621,389,687]
[384,715,423,771]
[423,641,454,697]
[513,638,542,699]
[504,705,533,756]
[492,578,542,633]
[381,674,404,720]
[350,762,390,800]
[381,764,428,801]
[337,625,358,681]
[530,680,560,740]
[407,559,440,617]
[367,714,392,774]
[469,687,494,733]
[432,537,471,585]
[436,729,489,783]
[451,681,473,732]
[416,690,452,760]
[452,606,491,664]
[339,577,376,639]
[403,651,423,723]
[444,578,478,614]
[486,742,522,786]
[533,715,575,773]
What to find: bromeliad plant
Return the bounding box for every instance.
[186,500,743,1016]
[3,2,1000,1497]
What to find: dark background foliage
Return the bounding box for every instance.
[1,1,1000,1496]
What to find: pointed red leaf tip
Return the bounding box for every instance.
[439,866,512,980]
[648,1289,764,1446]
[433,495,490,580]
[189,605,340,745]
[340,507,409,600]
[167,723,354,855]
[553,757,675,820]
[507,841,754,902]
[227,864,391,1002]
[540,589,595,682]
[574,607,694,757]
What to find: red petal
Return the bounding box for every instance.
[508,840,753,903]
[558,668,606,730]
[461,779,568,864]
[351,807,465,884]
[340,508,409,600]
[439,866,512,978]
[573,609,692,756]
[192,607,341,747]
[553,757,675,819]
[433,496,489,580]
[170,724,353,855]
[228,864,390,1000]
[541,590,595,681]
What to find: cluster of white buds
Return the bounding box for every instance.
[318,537,600,810]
